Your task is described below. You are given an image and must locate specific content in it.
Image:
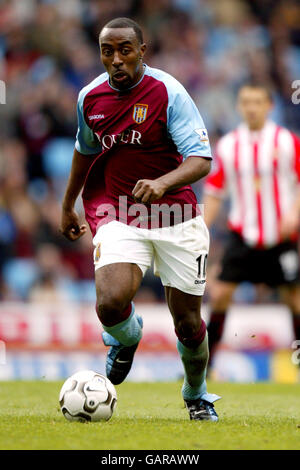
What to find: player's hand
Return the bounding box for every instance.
[279,210,300,240]
[132,179,167,204]
[60,208,87,241]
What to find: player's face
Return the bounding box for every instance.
[237,87,273,130]
[99,27,146,90]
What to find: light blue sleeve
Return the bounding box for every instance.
[167,82,212,160]
[74,85,103,156]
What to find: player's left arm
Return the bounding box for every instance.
[279,188,300,239]
[132,157,210,204]
[132,82,212,204]
[279,134,300,239]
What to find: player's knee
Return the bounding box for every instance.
[211,298,229,312]
[175,317,201,342]
[96,294,129,326]
[210,289,232,311]
[175,316,207,348]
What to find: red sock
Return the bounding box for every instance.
[175,319,207,348]
[97,302,133,327]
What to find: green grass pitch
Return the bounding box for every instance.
[0,380,299,450]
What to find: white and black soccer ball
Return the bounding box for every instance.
[59,370,117,422]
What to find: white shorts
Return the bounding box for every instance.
[92,216,209,296]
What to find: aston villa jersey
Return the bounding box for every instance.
[75,64,212,234]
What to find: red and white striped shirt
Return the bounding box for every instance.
[204,120,300,248]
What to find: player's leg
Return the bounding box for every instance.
[207,280,237,367]
[206,231,252,366]
[271,241,300,350]
[165,286,206,396]
[93,221,153,384]
[95,262,144,385]
[165,286,220,421]
[278,284,300,345]
[96,261,143,339]
[152,216,220,420]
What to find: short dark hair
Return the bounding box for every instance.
[239,82,273,102]
[100,17,144,44]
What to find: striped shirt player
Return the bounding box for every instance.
[202,83,300,369]
[61,18,221,421]
[205,120,300,248]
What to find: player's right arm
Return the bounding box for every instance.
[60,148,93,241]
[202,194,223,228]
[202,152,227,228]
[60,86,102,241]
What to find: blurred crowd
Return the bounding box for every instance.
[0,0,300,304]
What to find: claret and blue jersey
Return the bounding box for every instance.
[75,64,212,234]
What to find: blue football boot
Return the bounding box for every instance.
[102,315,143,385]
[184,397,219,422]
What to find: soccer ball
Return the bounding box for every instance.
[59,370,117,422]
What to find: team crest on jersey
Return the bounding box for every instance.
[133,103,148,124]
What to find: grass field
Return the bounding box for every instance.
[0,380,299,450]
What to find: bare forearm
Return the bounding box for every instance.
[132,156,211,204]
[202,193,223,228]
[60,149,94,241]
[155,156,211,193]
[62,148,94,210]
[292,187,300,213]
[279,187,300,239]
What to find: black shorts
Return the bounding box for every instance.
[218,231,300,287]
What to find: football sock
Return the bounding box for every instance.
[101,302,142,347]
[292,312,300,342]
[176,320,209,401]
[207,310,226,365]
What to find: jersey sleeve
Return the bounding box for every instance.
[75,89,102,156]
[203,149,227,198]
[167,83,212,160]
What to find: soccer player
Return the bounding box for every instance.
[60,18,221,421]
[203,83,300,366]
